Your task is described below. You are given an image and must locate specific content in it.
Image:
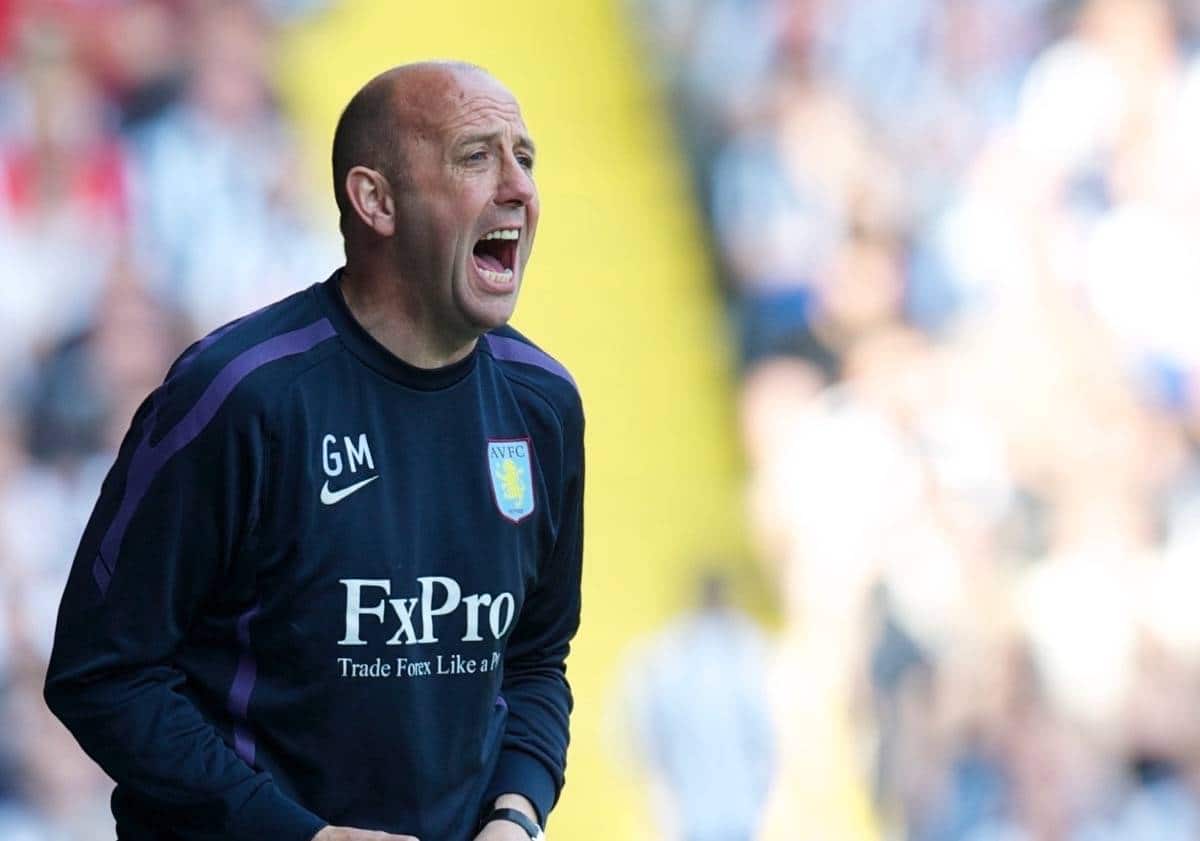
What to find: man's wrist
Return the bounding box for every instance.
[484,808,543,840]
[482,793,543,839]
[492,793,538,823]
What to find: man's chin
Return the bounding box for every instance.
[469,304,517,334]
[462,287,520,333]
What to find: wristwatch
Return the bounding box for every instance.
[484,807,545,840]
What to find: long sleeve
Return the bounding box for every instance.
[483,408,585,827]
[43,373,325,841]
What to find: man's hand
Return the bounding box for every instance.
[311,827,419,841]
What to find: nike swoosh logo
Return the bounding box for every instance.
[320,475,380,505]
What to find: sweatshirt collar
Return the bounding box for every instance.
[315,269,478,390]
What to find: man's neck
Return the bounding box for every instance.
[339,264,477,369]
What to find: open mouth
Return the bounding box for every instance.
[472,228,519,286]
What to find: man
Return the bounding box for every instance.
[43,62,584,841]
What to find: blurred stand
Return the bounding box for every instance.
[614,570,775,841]
[630,0,1200,838]
[127,0,339,329]
[0,1,334,835]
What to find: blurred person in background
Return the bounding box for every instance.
[0,264,180,840]
[617,569,775,841]
[6,266,183,661]
[0,658,113,841]
[128,0,339,331]
[709,68,878,374]
[0,17,131,388]
[626,0,786,211]
[84,0,187,129]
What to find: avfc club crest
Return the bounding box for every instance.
[487,438,535,523]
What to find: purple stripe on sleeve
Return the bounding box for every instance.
[92,318,337,595]
[168,311,255,382]
[167,298,282,385]
[483,334,577,390]
[229,602,261,767]
[92,554,113,594]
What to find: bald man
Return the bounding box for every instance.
[45,63,583,841]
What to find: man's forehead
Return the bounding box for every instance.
[442,93,532,145]
[389,65,529,142]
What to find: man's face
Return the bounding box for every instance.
[390,71,539,351]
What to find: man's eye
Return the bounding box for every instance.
[467,150,488,162]
[517,155,534,171]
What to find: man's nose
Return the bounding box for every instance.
[496,154,535,207]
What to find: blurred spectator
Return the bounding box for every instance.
[0,661,113,840]
[0,19,130,386]
[617,570,776,841]
[85,0,186,128]
[710,76,876,370]
[629,0,785,203]
[128,0,338,331]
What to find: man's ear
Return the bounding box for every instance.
[345,166,395,236]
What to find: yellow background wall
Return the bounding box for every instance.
[277,2,746,836]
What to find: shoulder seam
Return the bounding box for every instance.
[483,333,578,392]
[246,328,342,421]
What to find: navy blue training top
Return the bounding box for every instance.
[44,271,585,841]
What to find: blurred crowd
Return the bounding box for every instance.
[628,0,1200,839]
[8,0,1200,838]
[0,0,337,836]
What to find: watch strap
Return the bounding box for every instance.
[485,807,545,840]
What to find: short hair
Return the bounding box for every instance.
[330,78,403,226]
[330,62,492,229]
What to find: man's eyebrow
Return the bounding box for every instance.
[457,131,537,156]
